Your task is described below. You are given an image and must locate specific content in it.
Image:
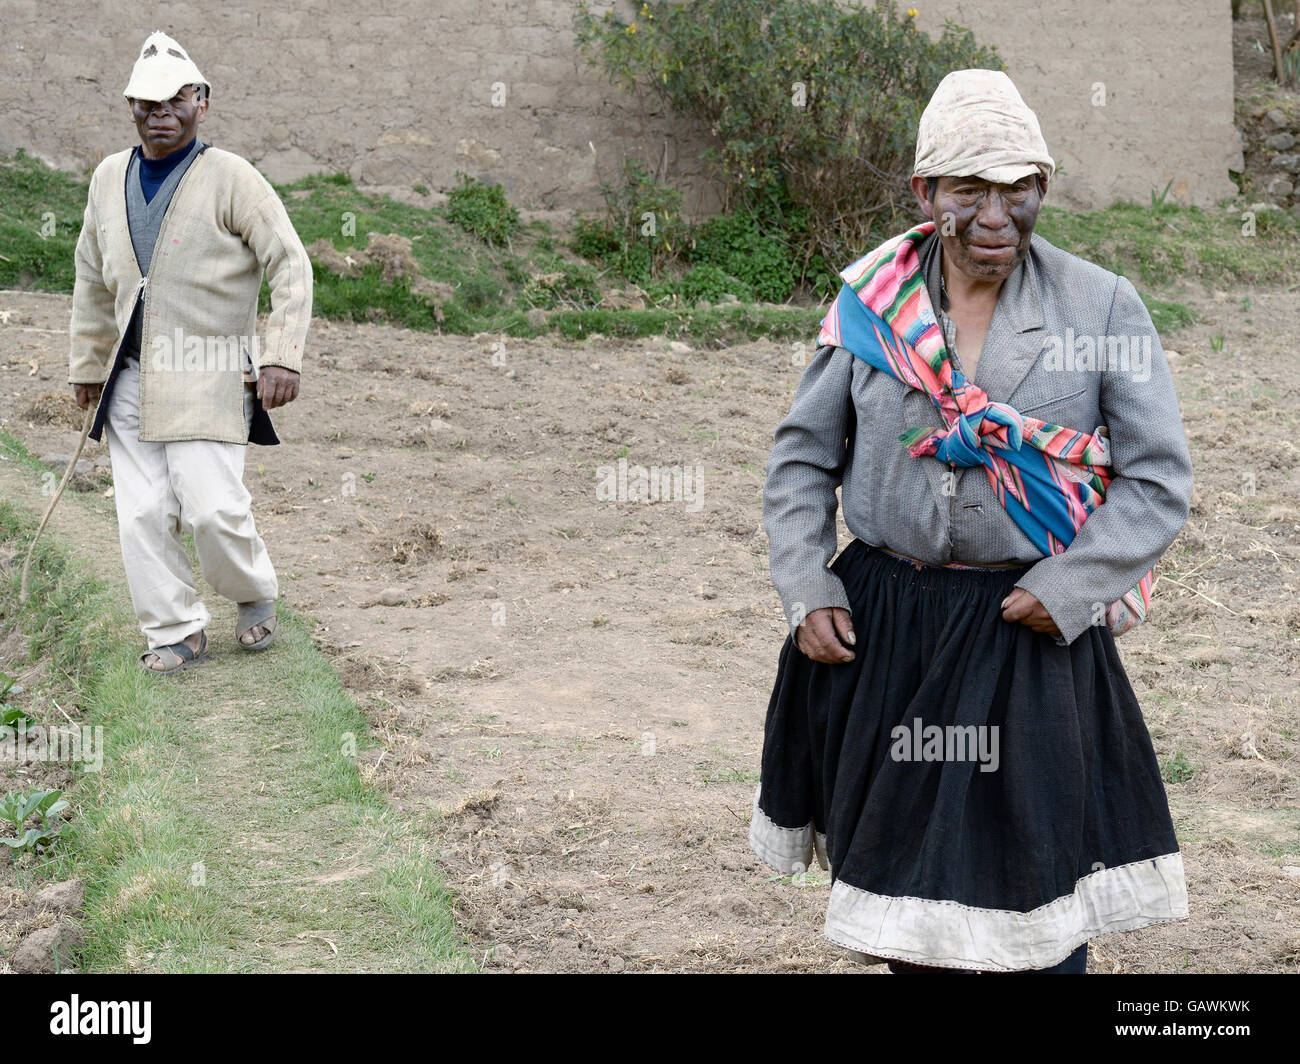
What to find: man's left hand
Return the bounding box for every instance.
[257,366,300,410]
[1001,588,1061,638]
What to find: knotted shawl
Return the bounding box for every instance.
[816,220,1151,634]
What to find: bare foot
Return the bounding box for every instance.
[143,629,206,671]
[239,623,271,646]
[237,600,277,647]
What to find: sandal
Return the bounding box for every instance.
[140,631,209,675]
[236,600,278,651]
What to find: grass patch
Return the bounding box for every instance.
[1035,200,1300,288]
[8,148,1298,347]
[269,171,520,334]
[1141,297,1200,335]
[694,760,759,786]
[1036,199,1300,332]
[0,428,472,972]
[1160,751,1197,785]
[0,150,87,293]
[546,304,824,342]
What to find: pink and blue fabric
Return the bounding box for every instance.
[817,220,1151,634]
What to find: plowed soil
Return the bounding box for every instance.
[2,285,1297,973]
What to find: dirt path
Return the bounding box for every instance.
[3,286,1297,972]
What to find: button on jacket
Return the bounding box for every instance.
[68,144,313,446]
[762,231,1193,645]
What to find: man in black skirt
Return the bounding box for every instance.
[751,69,1193,973]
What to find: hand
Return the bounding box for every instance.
[256,366,300,410]
[73,382,103,411]
[1001,588,1061,637]
[795,606,857,664]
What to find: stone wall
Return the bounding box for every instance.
[0,0,1241,216]
[1243,104,1300,210]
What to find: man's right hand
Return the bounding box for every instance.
[795,606,857,664]
[73,383,103,411]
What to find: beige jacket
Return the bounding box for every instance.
[69,144,313,444]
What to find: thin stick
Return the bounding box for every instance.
[1161,577,1240,616]
[19,405,95,604]
[1263,0,1285,82]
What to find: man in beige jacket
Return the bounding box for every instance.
[69,31,313,674]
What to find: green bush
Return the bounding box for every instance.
[570,160,691,283]
[502,256,529,285]
[572,215,652,281]
[575,0,1001,278]
[452,272,506,314]
[640,277,679,305]
[571,216,623,263]
[679,263,754,303]
[520,259,603,310]
[446,171,520,246]
[689,212,796,302]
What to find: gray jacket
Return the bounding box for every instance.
[762,231,1194,645]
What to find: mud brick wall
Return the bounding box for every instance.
[0,0,1240,215]
[916,1,1242,210]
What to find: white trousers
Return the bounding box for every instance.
[104,360,278,649]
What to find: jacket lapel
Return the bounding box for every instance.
[973,243,1047,405]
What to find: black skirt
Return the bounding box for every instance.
[750,540,1187,971]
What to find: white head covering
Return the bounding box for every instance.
[913,69,1054,186]
[123,31,210,103]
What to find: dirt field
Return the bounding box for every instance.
[2,283,1297,973]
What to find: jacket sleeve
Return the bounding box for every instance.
[763,343,856,630]
[68,171,119,385]
[233,174,313,374]
[1013,275,1194,644]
